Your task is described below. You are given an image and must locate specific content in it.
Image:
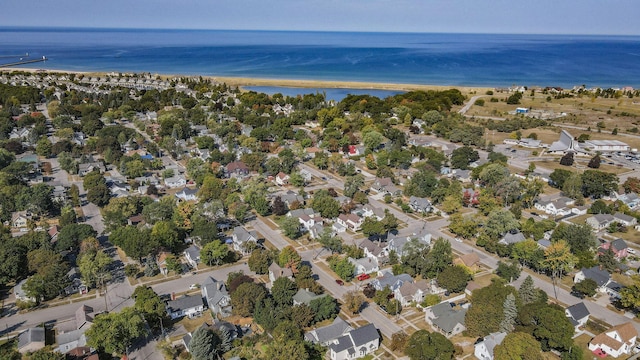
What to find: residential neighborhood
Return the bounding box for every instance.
[2,70,640,360]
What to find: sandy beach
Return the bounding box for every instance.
[3,67,490,94]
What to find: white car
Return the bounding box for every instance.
[189,284,199,290]
[454,237,463,243]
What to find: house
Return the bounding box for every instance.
[17,328,45,354]
[408,196,432,213]
[328,324,380,360]
[201,277,231,317]
[498,230,526,245]
[275,172,290,186]
[309,223,329,240]
[587,214,615,230]
[128,214,145,226]
[184,245,201,268]
[11,210,32,229]
[348,257,379,276]
[534,197,575,216]
[588,322,638,358]
[232,226,258,255]
[78,162,106,176]
[425,302,468,337]
[166,294,204,319]
[600,238,629,259]
[157,252,171,275]
[454,252,481,272]
[48,225,60,242]
[299,169,312,183]
[226,161,250,178]
[574,266,611,293]
[613,212,637,227]
[452,169,472,183]
[292,288,327,306]
[565,302,590,332]
[298,213,322,231]
[268,262,293,285]
[332,222,346,233]
[394,279,432,307]
[617,192,640,210]
[337,213,364,232]
[359,238,388,262]
[75,305,95,330]
[164,174,187,189]
[371,177,401,196]
[474,332,507,360]
[175,187,198,202]
[305,317,353,345]
[281,191,304,207]
[371,271,413,291]
[462,188,480,207]
[64,267,88,295]
[56,327,89,354]
[361,204,385,220]
[387,228,431,258]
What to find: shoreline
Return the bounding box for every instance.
[3,67,491,94]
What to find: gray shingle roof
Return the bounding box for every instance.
[167,295,203,313]
[479,332,507,358]
[305,317,352,344]
[18,327,45,350]
[566,302,590,325]
[580,266,611,287]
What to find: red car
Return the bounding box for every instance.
[335,279,344,286]
[592,348,607,358]
[357,273,370,281]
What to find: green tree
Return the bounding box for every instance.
[405,330,454,360]
[248,248,273,274]
[494,332,542,360]
[344,174,364,198]
[404,170,438,198]
[485,210,519,239]
[264,339,309,360]
[465,280,515,337]
[78,249,113,289]
[188,325,222,360]
[271,276,298,306]
[572,278,598,297]
[496,261,521,282]
[55,224,97,252]
[200,240,230,266]
[230,282,267,317]
[543,240,577,299]
[279,215,301,239]
[311,190,340,218]
[562,173,583,200]
[499,293,517,333]
[588,154,601,168]
[328,256,355,281]
[519,275,538,305]
[551,223,596,255]
[309,295,339,323]
[35,138,52,158]
[559,152,574,166]
[532,305,574,351]
[450,146,479,170]
[363,130,384,152]
[549,169,573,188]
[343,290,365,314]
[86,308,148,356]
[581,169,619,198]
[424,237,453,277]
[436,265,471,293]
[132,286,168,331]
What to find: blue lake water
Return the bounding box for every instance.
[0,27,639,88]
[243,86,403,101]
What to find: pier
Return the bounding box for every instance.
[0,56,47,68]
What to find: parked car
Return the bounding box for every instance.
[335,279,344,286]
[189,284,199,290]
[357,273,370,281]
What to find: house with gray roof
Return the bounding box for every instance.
[18,327,45,354]
[184,245,201,268]
[425,302,468,337]
[565,302,590,332]
[359,238,388,262]
[498,230,526,245]
[305,317,353,345]
[232,226,258,255]
[348,257,379,276]
[474,332,507,360]
[56,328,88,354]
[586,214,615,230]
[614,212,637,227]
[166,295,204,319]
[371,270,413,291]
[409,196,432,213]
[574,266,611,293]
[201,277,231,317]
[292,288,327,306]
[387,228,431,258]
[617,192,640,210]
[268,262,293,286]
[328,323,380,360]
[175,187,198,202]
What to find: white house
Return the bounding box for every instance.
[337,213,364,232]
[474,332,507,360]
[268,262,293,286]
[275,172,290,186]
[361,204,385,220]
[348,257,379,276]
[232,226,258,255]
[574,266,611,293]
[11,211,32,229]
[424,302,468,337]
[184,245,201,268]
[359,238,388,262]
[587,214,615,230]
[201,277,231,317]
[394,279,432,307]
[166,295,204,320]
[305,317,353,346]
[588,322,637,358]
[175,187,198,202]
[328,324,379,360]
[565,302,590,332]
[534,197,575,216]
[164,174,187,189]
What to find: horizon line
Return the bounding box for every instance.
[0,25,638,37]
